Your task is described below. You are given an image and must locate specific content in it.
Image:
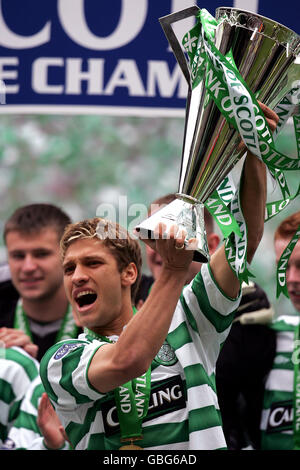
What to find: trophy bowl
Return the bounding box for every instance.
[136,6,300,263]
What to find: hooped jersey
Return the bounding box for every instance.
[40,263,241,450]
[0,346,39,446]
[261,314,300,450]
[3,375,69,450]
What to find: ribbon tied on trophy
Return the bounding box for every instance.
[136,6,300,287]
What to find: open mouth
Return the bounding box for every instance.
[75,290,97,309]
[290,291,300,300]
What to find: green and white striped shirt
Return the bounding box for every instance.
[40,263,241,450]
[0,347,39,446]
[3,376,44,450]
[261,314,300,450]
[3,375,69,450]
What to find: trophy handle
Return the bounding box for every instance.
[159,6,200,86]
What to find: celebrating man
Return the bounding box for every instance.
[0,203,80,361]
[261,211,300,449]
[40,105,278,450]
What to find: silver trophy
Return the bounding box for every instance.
[136,6,300,262]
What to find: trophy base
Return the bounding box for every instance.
[135,198,210,263]
[175,193,200,205]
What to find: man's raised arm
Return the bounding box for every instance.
[209,103,279,298]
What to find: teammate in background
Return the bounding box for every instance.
[260,211,300,450]
[216,281,276,449]
[39,103,278,450]
[0,346,39,447]
[2,304,83,451]
[0,203,81,361]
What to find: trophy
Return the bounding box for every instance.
[136,6,300,263]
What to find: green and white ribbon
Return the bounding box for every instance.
[265,183,300,222]
[276,225,300,298]
[205,188,241,238]
[294,115,300,158]
[191,10,300,172]
[114,368,151,445]
[271,168,291,200]
[269,91,300,201]
[85,308,151,446]
[182,8,300,285]
[293,323,300,449]
[205,173,240,238]
[273,88,300,140]
[224,178,254,283]
[215,171,253,282]
[215,173,236,205]
[85,330,151,445]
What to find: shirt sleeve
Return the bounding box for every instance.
[40,339,107,409]
[0,347,39,437]
[183,262,241,337]
[167,263,242,376]
[29,437,70,450]
[4,375,43,449]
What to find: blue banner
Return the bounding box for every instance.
[0,0,298,116]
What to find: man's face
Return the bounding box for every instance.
[6,228,64,302]
[275,238,300,312]
[145,243,163,281]
[145,231,219,284]
[62,238,127,331]
[146,243,201,284]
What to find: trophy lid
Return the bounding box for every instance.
[216,7,300,55]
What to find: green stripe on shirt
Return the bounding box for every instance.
[0,379,15,405]
[4,349,38,381]
[60,346,92,404]
[191,271,236,333]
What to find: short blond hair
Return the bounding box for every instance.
[4,203,71,243]
[60,217,142,302]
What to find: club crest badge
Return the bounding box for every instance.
[54,342,82,360]
[155,341,177,366]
